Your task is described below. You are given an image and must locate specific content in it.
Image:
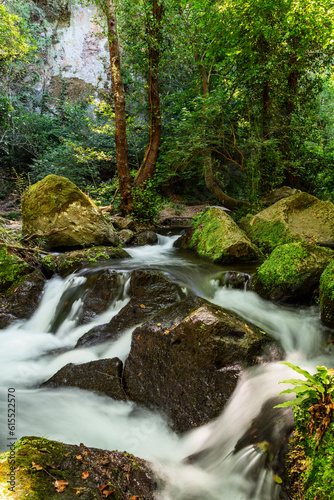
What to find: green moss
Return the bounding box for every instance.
[319,260,334,327]
[0,247,30,292]
[22,175,95,224]
[286,407,334,500]
[248,219,296,253]
[256,242,308,292]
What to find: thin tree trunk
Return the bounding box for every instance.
[134,0,163,186]
[106,0,133,213]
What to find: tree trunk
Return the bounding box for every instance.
[134,0,163,186]
[106,0,133,213]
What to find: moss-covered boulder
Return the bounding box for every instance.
[41,358,126,400]
[242,192,334,253]
[76,269,185,348]
[252,242,334,304]
[41,246,130,277]
[22,175,120,249]
[0,436,157,499]
[174,208,262,263]
[123,296,271,433]
[319,261,334,328]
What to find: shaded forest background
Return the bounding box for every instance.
[1,0,334,221]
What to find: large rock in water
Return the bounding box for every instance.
[252,242,334,304]
[242,192,334,253]
[21,175,119,249]
[123,296,270,433]
[76,269,185,347]
[319,260,334,328]
[0,436,157,499]
[174,207,262,263]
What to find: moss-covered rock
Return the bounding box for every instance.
[319,261,334,328]
[0,436,157,499]
[123,296,272,433]
[0,246,31,292]
[252,242,334,304]
[174,208,262,263]
[41,246,130,277]
[243,192,334,253]
[22,175,120,249]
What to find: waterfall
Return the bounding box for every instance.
[0,235,332,499]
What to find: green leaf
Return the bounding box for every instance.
[280,362,320,386]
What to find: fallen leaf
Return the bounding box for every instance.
[136,334,141,340]
[31,462,43,471]
[76,455,82,460]
[46,462,57,469]
[82,471,89,479]
[130,496,141,500]
[140,304,146,308]
[103,490,115,498]
[54,480,69,492]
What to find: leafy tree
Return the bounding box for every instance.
[0,3,31,64]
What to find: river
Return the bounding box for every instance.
[0,234,333,499]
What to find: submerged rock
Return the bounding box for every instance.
[22,175,120,249]
[133,230,158,246]
[174,207,262,263]
[319,260,334,328]
[41,358,126,400]
[123,296,270,433]
[242,191,334,253]
[252,242,334,304]
[76,269,185,347]
[0,436,157,499]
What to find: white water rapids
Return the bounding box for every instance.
[0,234,333,499]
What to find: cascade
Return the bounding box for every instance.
[0,235,332,499]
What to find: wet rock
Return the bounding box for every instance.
[0,436,157,499]
[260,186,300,206]
[22,175,120,249]
[319,260,334,328]
[76,269,185,348]
[123,296,271,433]
[222,270,251,290]
[119,229,134,244]
[41,246,130,277]
[242,191,334,253]
[40,358,126,400]
[109,216,136,231]
[252,242,334,304]
[174,207,262,263]
[134,230,158,246]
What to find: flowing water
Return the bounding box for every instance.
[0,234,333,499]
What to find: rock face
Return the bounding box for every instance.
[76,270,185,347]
[133,230,158,246]
[243,192,334,253]
[252,242,334,304]
[21,175,119,249]
[0,436,157,499]
[174,208,262,263]
[41,358,126,400]
[123,296,270,433]
[319,261,334,328]
[41,246,129,277]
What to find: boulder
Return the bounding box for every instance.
[118,229,134,244]
[40,358,126,400]
[221,270,251,290]
[123,296,270,433]
[0,436,157,499]
[41,246,130,277]
[242,192,334,253]
[1,269,46,320]
[133,230,158,246]
[21,175,120,249]
[319,261,334,328]
[252,242,334,304]
[174,207,262,263]
[260,186,300,206]
[109,216,136,231]
[76,269,185,348]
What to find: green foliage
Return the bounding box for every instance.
[131,180,161,224]
[86,180,119,208]
[275,362,334,408]
[0,3,32,64]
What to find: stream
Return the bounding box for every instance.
[0,234,333,499]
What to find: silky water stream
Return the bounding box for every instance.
[0,234,333,499]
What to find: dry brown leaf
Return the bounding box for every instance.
[31,462,43,471]
[81,471,89,480]
[140,304,146,308]
[46,462,57,469]
[54,480,69,493]
[76,455,82,460]
[130,496,141,500]
[103,490,115,498]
